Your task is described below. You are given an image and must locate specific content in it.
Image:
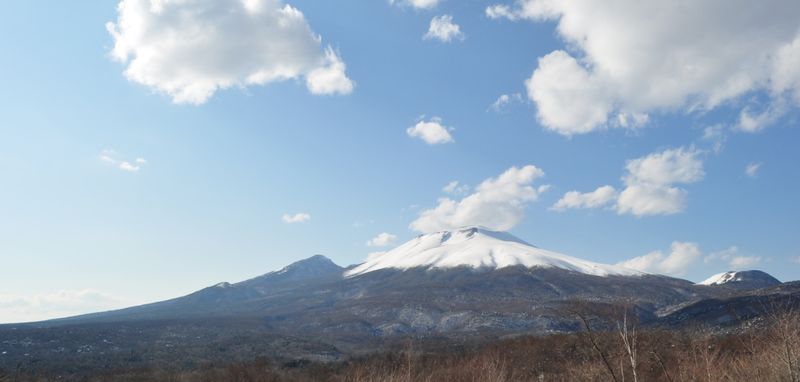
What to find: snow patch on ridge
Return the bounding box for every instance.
[346,226,642,277]
[698,271,744,285]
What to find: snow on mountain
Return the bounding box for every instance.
[698,270,781,287]
[699,271,742,285]
[346,226,642,277]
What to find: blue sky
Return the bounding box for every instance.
[1,0,799,322]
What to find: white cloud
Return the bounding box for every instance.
[443,181,470,195]
[282,212,311,224]
[489,93,523,112]
[704,246,762,270]
[107,0,353,104]
[406,117,454,144]
[551,185,617,211]
[616,184,687,216]
[745,162,763,178]
[390,0,441,10]
[424,15,464,42]
[305,47,355,95]
[525,50,613,135]
[0,290,123,324]
[616,147,704,216]
[489,0,800,135]
[366,232,399,247]
[118,161,141,172]
[623,148,705,186]
[100,149,147,173]
[410,165,547,232]
[553,147,704,216]
[617,242,701,276]
[485,4,518,20]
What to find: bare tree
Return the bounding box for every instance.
[652,350,674,382]
[573,307,620,382]
[617,310,638,382]
[770,309,799,382]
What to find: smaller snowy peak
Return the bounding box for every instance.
[346,226,642,277]
[238,254,344,288]
[698,270,781,288]
[699,271,742,285]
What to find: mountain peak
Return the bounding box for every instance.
[270,254,341,275]
[698,270,781,288]
[421,226,535,247]
[346,227,640,277]
[238,255,343,288]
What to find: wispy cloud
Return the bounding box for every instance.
[424,15,464,42]
[489,93,523,112]
[100,149,147,173]
[745,162,762,178]
[442,181,470,196]
[282,212,311,224]
[705,246,762,270]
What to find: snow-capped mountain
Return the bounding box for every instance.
[698,270,781,289]
[700,271,745,285]
[10,250,795,378]
[346,226,641,277]
[19,236,792,367]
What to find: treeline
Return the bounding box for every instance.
[3,311,798,382]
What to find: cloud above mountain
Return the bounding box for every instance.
[107,0,353,104]
[553,147,705,216]
[616,147,705,216]
[488,0,800,135]
[618,241,701,276]
[366,232,399,247]
[410,165,548,232]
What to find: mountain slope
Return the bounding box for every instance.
[347,227,641,277]
[45,255,345,324]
